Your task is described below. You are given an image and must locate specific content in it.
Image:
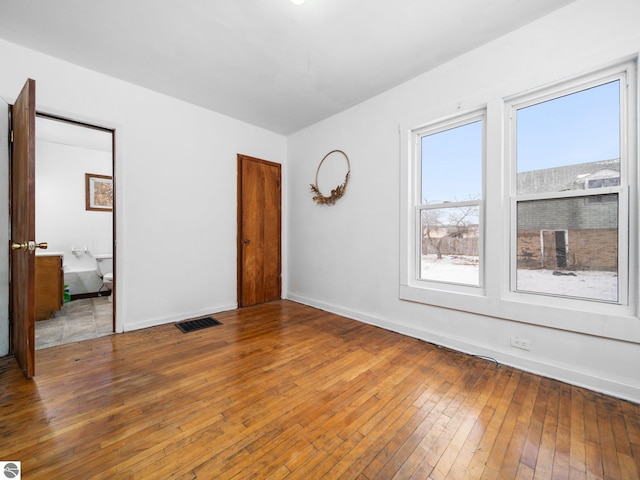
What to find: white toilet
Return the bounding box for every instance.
[103,272,114,292]
[95,254,114,300]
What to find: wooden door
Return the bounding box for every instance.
[237,154,281,307]
[10,79,37,378]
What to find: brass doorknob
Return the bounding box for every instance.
[11,241,48,251]
[11,242,27,251]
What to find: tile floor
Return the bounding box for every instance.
[35,296,113,350]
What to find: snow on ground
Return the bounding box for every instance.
[516,269,617,302]
[421,254,618,301]
[421,255,479,285]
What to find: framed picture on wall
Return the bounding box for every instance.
[85,173,113,211]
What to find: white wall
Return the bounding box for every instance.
[287,0,640,402]
[0,38,287,337]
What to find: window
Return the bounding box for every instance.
[401,60,637,338]
[511,77,626,304]
[417,114,484,287]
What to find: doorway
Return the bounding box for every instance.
[33,115,115,349]
[237,154,281,307]
[541,229,568,270]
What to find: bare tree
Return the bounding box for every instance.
[422,204,478,260]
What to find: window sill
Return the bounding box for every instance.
[399,283,640,344]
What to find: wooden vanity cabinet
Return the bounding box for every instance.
[35,255,64,321]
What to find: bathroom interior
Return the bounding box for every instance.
[34,115,114,349]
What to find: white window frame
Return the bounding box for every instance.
[505,63,634,310]
[400,59,639,343]
[415,112,485,291]
[401,108,486,299]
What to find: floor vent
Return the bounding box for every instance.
[176,317,222,333]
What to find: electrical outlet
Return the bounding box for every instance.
[510,336,531,351]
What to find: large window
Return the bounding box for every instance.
[401,60,637,337]
[511,78,625,303]
[418,114,484,287]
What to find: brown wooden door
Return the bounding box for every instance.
[237,154,281,307]
[10,79,37,378]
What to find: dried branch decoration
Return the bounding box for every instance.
[310,150,351,205]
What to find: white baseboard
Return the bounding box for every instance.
[287,293,640,404]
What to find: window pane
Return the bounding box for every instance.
[421,120,482,203]
[420,205,480,285]
[516,195,618,302]
[516,81,620,195]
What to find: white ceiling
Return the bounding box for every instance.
[0,0,576,135]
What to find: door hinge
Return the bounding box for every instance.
[10,130,13,143]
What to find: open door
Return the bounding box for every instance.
[237,154,281,307]
[541,229,568,270]
[9,78,41,378]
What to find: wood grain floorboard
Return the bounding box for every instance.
[0,300,638,479]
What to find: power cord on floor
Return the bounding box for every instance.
[421,339,502,367]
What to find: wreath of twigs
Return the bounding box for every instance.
[310,150,351,205]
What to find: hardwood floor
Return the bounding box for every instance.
[0,300,638,479]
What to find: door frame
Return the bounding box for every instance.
[35,112,117,333]
[540,229,568,270]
